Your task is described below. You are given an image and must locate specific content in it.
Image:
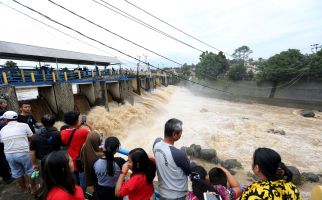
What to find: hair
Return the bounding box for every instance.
[19,101,30,108]
[104,137,120,176]
[60,124,70,131]
[191,165,217,200]
[63,111,80,126]
[164,118,183,137]
[37,150,75,200]
[0,99,7,104]
[41,114,56,127]
[209,167,228,187]
[253,147,292,182]
[128,148,156,183]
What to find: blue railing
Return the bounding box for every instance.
[0,67,133,86]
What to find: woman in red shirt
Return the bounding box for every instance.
[36,150,84,200]
[115,148,156,200]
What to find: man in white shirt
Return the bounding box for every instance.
[0,111,33,192]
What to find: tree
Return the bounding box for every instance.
[228,62,247,80]
[179,63,192,77]
[232,45,253,64]
[307,49,322,80]
[4,60,17,68]
[256,49,308,82]
[195,51,229,80]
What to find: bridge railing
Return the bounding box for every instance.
[0,67,133,86]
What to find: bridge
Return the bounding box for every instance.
[0,41,176,118]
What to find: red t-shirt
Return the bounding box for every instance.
[46,185,84,200]
[119,173,154,200]
[61,128,89,170]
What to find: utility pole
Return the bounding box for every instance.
[311,43,322,53]
[136,56,141,95]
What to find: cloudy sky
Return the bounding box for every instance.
[0,0,321,69]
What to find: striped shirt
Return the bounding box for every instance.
[0,121,33,153]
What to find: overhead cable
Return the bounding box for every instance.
[10,0,233,94]
[48,0,183,66]
[91,0,204,53]
[123,0,233,57]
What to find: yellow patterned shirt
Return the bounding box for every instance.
[240,180,302,200]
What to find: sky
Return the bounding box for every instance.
[0,0,321,69]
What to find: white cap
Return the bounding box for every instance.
[1,111,18,120]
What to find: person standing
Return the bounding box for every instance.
[0,99,13,184]
[60,111,91,193]
[17,101,38,133]
[0,111,34,192]
[153,118,195,200]
[29,114,62,170]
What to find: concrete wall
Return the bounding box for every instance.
[93,81,108,108]
[119,80,134,105]
[0,85,18,112]
[107,82,121,102]
[78,83,95,106]
[131,78,138,92]
[38,86,58,113]
[53,83,74,117]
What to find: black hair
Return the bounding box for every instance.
[128,148,156,183]
[63,111,80,126]
[164,118,183,137]
[104,137,120,176]
[60,124,70,131]
[191,165,216,200]
[19,101,30,108]
[253,147,292,182]
[41,114,56,127]
[209,167,228,187]
[36,150,75,200]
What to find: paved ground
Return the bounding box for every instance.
[0,179,34,200]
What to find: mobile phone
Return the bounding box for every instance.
[81,115,86,124]
[203,193,222,200]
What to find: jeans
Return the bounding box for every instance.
[73,171,86,193]
[5,152,33,178]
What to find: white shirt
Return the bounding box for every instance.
[0,121,33,153]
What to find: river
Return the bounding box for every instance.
[16,85,322,198]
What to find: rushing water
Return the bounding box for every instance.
[16,85,322,198]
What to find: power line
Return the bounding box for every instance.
[10,0,233,94]
[122,0,233,57]
[0,1,136,66]
[91,0,204,53]
[48,0,183,66]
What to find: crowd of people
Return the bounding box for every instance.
[0,99,308,200]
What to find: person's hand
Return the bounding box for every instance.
[32,164,39,170]
[121,161,130,174]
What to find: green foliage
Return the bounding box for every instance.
[195,51,229,80]
[228,62,246,80]
[232,45,253,62]
[179,63,193,77]
[307,49,322,80]
[4,61,17,68]
[256,49,308,82]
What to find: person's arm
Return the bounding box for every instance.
[219,167,242,198]
[25,124,33,141]
[115,161,130,197]
[170,146,192,175]
[29,150,38,169]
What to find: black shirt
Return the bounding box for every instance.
[29,127,62,160]
[17,114,36,133]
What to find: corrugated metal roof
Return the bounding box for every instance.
[0,41,121,65]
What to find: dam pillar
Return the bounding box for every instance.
[120,80,134,105]
[78,83,95,106]
[38,86,58,113]
[53,83,74,117]
[93,81,109,109]
[107,82,121,103]
[0,85,18,112]
[131,78,139,94]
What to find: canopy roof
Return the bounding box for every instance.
[0,41,121,66]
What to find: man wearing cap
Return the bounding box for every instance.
[0,111,34,192]
[0,99,14,184]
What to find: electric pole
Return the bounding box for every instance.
[311,43,322,53]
